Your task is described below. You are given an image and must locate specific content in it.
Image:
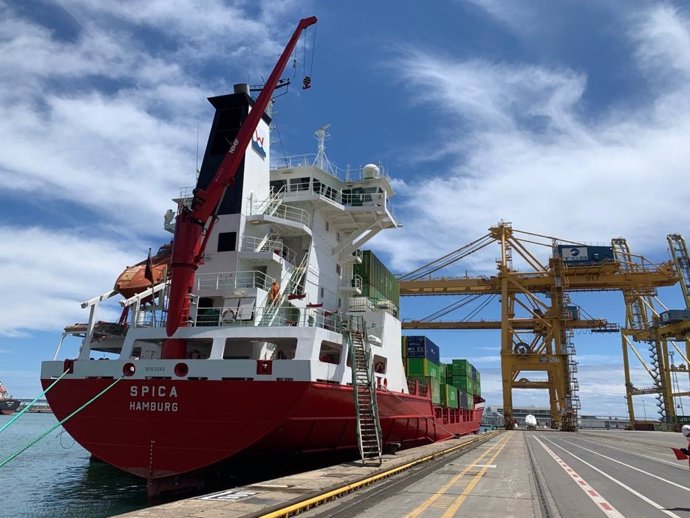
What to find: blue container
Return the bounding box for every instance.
[660,309,690,324]
[405,336,440,364]
[557,245,614,264]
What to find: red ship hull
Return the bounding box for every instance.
[41,378,483,481]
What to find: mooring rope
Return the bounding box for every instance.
[0,375,125,469]
[0,369,71,435]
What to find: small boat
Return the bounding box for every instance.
[114,243,171,299]
[0,381,21,415]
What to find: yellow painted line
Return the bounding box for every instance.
[404,433,512,518]
[260,432,500,518]
[441,433,512,517]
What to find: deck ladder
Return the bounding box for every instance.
[348,316,382,465]
[260,250,310,326]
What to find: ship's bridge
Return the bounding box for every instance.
[269,155,398,233]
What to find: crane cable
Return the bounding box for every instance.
[0,375,125,469]
[301,24,317,89]
[398,233,494,281]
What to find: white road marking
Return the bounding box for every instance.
[560,438,690,493]
[534,436,624,517]
[576,435,687,470]
[541,437,682,518]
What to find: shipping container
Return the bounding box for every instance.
[410,376,441,405]
[353,250,400,308]
[405,336,440,364]
[458,390,474,410]
[439,363,447,383]
[406,358,441,379]
[440,384,459,408]
[659,309,690,324]
[450,359,473,378]
[557,245,614,265]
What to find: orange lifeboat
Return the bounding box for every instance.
[114,243,171,299]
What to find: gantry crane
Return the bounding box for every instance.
[618,235,690,428]
[400,222,679,430]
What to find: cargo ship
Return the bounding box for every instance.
[0,381,21,415]
[40,18,482,497]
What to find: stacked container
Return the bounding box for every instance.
[403,336,441,405]
[402,336,482,410]
[353,251,400,309]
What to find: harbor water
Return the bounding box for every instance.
[0,413,363,517]
[1,413,148,517]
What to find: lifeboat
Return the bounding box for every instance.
[114,243,171,299]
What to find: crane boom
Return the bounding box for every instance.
[165,16,317,347]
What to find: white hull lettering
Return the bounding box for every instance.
[130,385,178,398]
[129,401,179,412]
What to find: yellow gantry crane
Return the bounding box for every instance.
[618,235,690,429]
[399,222,679,430]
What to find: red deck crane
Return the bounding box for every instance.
[164,16,317,358]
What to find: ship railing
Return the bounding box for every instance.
[271,154,391,183]
[240,236,297,265]
[352,274,363,292]
[194,270,275,291]
[249,191,312,227]
[315,181,343,204]
[191,304,341,332]
[269,203,311,227]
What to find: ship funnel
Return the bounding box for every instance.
[233,83,250,95]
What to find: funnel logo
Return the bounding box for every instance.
[252,130,267,160]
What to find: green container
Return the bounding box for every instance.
[406,358,440,379]
[439,363,448,383]
[454,377,481,395]
[401,337,407,360]
[450,359,473,378]
[441,384,459,408]
[353,250,400,308]
[408,376,440,405]
[428,377,441,405]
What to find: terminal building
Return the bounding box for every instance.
[492,406,631,430]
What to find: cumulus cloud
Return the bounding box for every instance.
[377,4,690,274]
[0,1,309,337]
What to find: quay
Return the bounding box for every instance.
[118,430,689,518]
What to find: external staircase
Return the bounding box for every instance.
[347,316,382,465]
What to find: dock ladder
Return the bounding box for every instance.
[347,316,382,465]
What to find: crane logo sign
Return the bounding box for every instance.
[252,129,267,160]
[563,247,588,261]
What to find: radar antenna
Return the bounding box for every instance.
[313,124,331,171]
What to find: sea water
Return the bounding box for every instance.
[0,413,148,518]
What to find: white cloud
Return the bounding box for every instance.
[0,226,139,337]
[376,4,690,274]
[0,1,310,337]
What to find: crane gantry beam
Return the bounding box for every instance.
[401,319,610,330]
[400,263,676,296]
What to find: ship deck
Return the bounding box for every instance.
[115,430,690,517]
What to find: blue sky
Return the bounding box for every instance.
[1,0,690,418]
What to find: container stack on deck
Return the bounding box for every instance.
[353,251,400,311]
[402,336,480,410]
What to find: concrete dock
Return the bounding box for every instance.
[117,430,690,517]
